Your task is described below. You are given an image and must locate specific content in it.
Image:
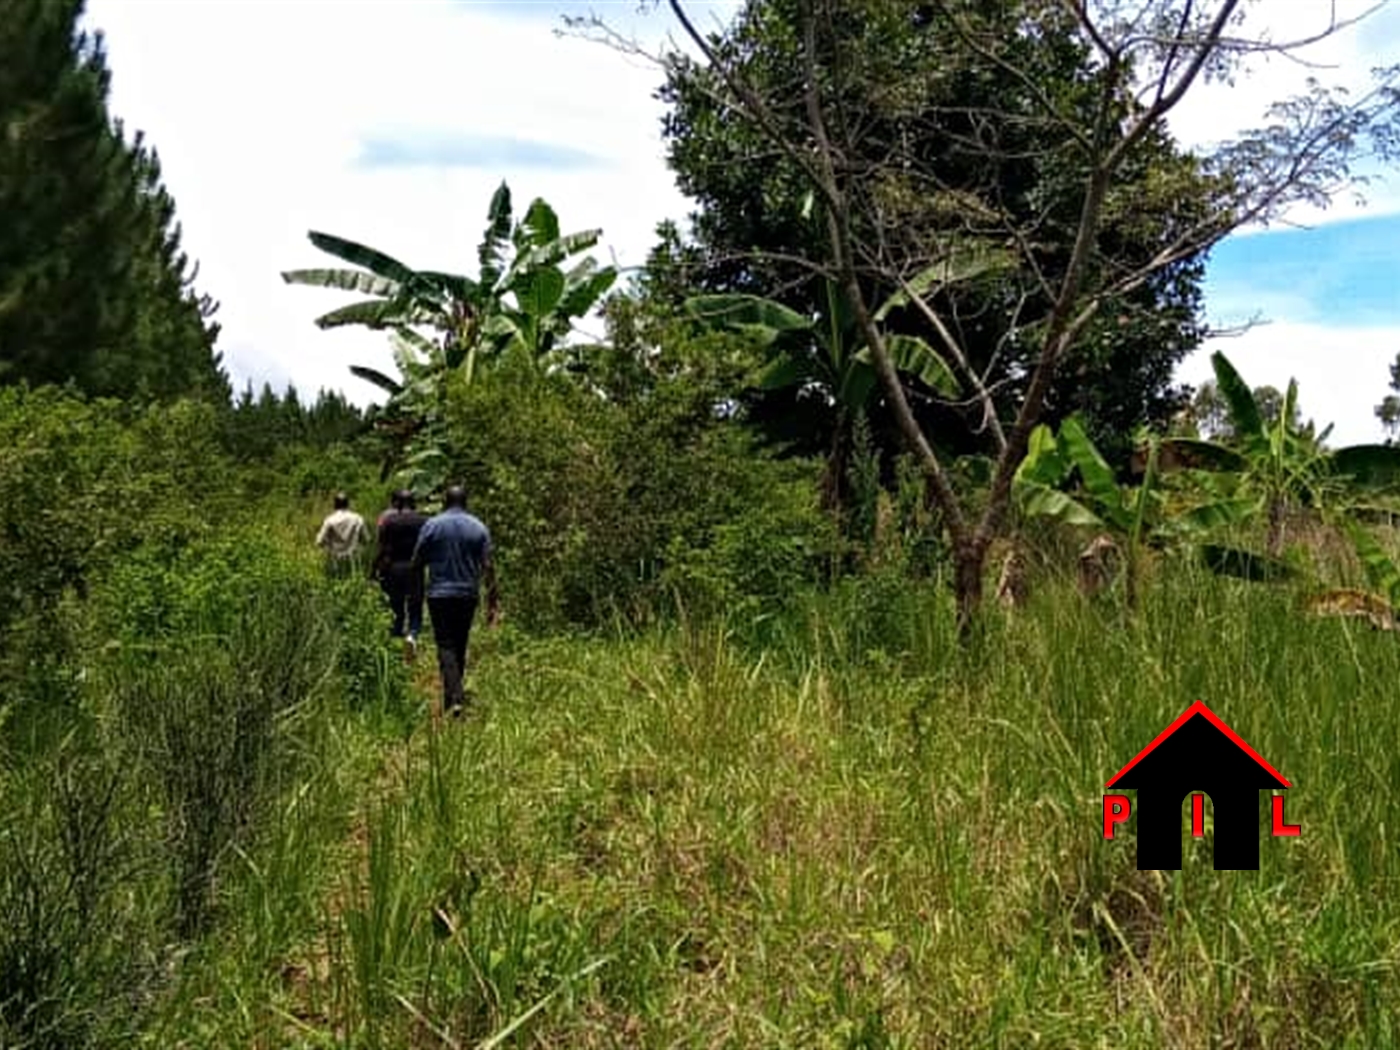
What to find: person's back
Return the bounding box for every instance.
[376,490,428,645]
[415,507,491,599]
[317,493,370,563]
[411,485,498,717]
[380,507,429,568]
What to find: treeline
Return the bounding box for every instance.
[224,382,368,459]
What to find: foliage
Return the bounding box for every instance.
[684,277,962,511]
[437,358,837,630]
[0,386,236,649]
[282,183,618,494]
[0,0,226,402]
[655,0,1208,463]
[1374,351,1400,444]
[1163,351,1400,556]
[223,381,369,461]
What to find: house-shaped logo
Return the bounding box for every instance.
[1102,701,1300,870]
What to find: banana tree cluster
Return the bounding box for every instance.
[1013,350,1400,611]
[281,182,617,492]
[1158,351,1400,556]
[1013,415,1171,607]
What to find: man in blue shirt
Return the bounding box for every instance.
[410,484,499,716]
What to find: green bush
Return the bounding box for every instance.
[434,363,839,631]
[0,386,238,645]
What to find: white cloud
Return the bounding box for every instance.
[1164,0,1400,228]
[1179,322,1400,448]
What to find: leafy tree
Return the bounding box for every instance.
[1185,378,1305,442]
[648,0,1208,467]
[591,0,1400,629]
[1163,351,1400,556]
[1375,352,1400,444]
[0,0,225,401]
[683,276,961,512]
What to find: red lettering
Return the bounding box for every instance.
[1272,794,1300,837]
[1191,793,1205,837]
[1103,794,1131,838]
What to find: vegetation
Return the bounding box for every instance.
[3,0,1400,1046]
[0,0,226,402]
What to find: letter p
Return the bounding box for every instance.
[1103,794,1131,838]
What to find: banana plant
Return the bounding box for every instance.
[282,182,616,492]
[683,278,961,511]
[1014,414,1169,607]
[1306,521,1400,632]
[1160,351,1400,556]
[1013,414,1288,606]
[477,194,619,370]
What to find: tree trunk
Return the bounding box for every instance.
[819,414,850,515]
[953,539,988,638]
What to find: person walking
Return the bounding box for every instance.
[374,489,428,657]
[410,484,499,717]
[316,492,371,577]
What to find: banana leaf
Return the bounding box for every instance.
[1210,350,1263,441]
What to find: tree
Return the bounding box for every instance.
[643,0,1208,470]
[0,0,225,401]
[1375,352,1400,444]
[1187,379,1304,441]
[1164,351,1400,557]
[683,278,960,512]
[589,0,1400,630]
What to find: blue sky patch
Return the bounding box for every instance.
[355,133,605,171]
[1203,211,1400,329]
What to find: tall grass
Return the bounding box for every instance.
[0,529,412,1048]
[252,554,1400,1048]
[7,534,1400,1046]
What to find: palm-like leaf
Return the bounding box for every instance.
[305,232,417,285]
[1210,350,1264,441]
[313,298,405,329]
[349,365,403,396]
[1016,482,1104,528]
[873,244,1017,323]
[684,294,811,332]
[864,335,959,396]
[280,267,402,298]
[478,181,514,292]
[1329,444,1400,488]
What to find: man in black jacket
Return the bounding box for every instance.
[373,489,428,657]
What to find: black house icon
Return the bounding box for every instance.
[1106,701,1290,870]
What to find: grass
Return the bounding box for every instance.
[135,555,1400,1048]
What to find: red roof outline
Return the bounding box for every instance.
[1105,700,1291,789]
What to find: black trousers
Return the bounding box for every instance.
[380,563,424,638]
[428,595,479,712]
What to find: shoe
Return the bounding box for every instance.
[404,635,418,663]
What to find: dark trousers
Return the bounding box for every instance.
[381,563,424,638]
[428,595,479,712]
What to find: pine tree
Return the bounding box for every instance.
[0,0,225,400]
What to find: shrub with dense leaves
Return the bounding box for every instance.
[437,361,838,630]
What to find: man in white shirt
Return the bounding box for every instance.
[316,492,371,577]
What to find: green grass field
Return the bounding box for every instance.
[132,560,1400,1049]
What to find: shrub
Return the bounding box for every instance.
[435,363,838,631]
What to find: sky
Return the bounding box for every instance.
[84,0,1400,446]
